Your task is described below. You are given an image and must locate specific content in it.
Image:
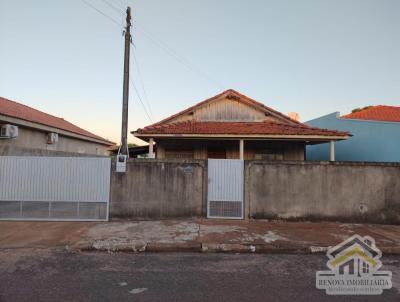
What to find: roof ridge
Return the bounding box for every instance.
[342,104,400,122]
[374,105,400,108]
[224,89,303,125]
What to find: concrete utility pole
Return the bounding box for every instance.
[120,7,131,156]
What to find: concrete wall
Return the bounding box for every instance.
[245,161,400,224]
[108,159,400,223]
[0,125,110,156]
[306,112,400,162]
[110,159,206,218]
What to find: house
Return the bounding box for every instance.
[0,97,114,156]
[306,105,400,162]
[133,89,349,160]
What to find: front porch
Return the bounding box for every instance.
[146,138,336,161]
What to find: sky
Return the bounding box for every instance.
[1,0,399,145]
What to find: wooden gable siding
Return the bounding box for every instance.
[165,96,285,124]
[194,97,268,122]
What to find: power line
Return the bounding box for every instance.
[100,0,124,14]
[129,77,153,123]
[135,23,226,90]
[80,0,225,90]
[131,48,154,118]
[108,0,127,11]
[80,0,122,28]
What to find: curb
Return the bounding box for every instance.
[75,240,400,255]
[146,242,201,252]
[201,243,256,253]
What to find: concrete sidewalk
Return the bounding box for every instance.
[1,219,400,254]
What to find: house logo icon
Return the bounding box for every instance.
[316,234,392,295]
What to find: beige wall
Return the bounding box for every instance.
[111,159,206,218]
[0,125,110,156]
[246,161,400,223]
[155,139,304,160]
[109,159,400,223]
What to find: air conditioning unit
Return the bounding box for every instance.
[0,124,19,138]
[47,132,59,144]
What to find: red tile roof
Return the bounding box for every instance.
[134,89,349,139]
[342,105,400,122]
[0,97,114,145]
[135,121,349,137]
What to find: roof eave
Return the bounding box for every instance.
[132,132,350,141]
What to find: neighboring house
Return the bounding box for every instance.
[306,105,400,162]
[0,97,114,156]
[133,89,349,160]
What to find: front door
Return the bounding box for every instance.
[207,159,244,219]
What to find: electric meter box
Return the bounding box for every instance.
[116,154,127,173]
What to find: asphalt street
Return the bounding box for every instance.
[0,250,398,302]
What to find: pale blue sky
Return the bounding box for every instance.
[1,0,399,144]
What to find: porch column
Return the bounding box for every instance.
[149,138,154,158]
[239,139,244,160]
[330,140,335,161]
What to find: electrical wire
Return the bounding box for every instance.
[129,77,153,123]
[131,48,154,118]
[80,0,122,28]
[100,0,124,14]
[80,0,225,118]
[134,23,226,90]
[109,0,127,11]
[80,0,225,90]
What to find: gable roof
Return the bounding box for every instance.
[135,121,349,138]
[151,89,302,127]
[342,105,400,122]
[0,97,114,146]
[133,89,350,140]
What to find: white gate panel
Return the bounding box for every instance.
[207,159,244,219]
[0,156,111,221]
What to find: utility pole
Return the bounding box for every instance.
[120,6,131,156]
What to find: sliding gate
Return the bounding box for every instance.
[0,156,111,221]
[207,159,244,219]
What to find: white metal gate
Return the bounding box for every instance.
[0,156,111,221]
[207,159,244,219]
